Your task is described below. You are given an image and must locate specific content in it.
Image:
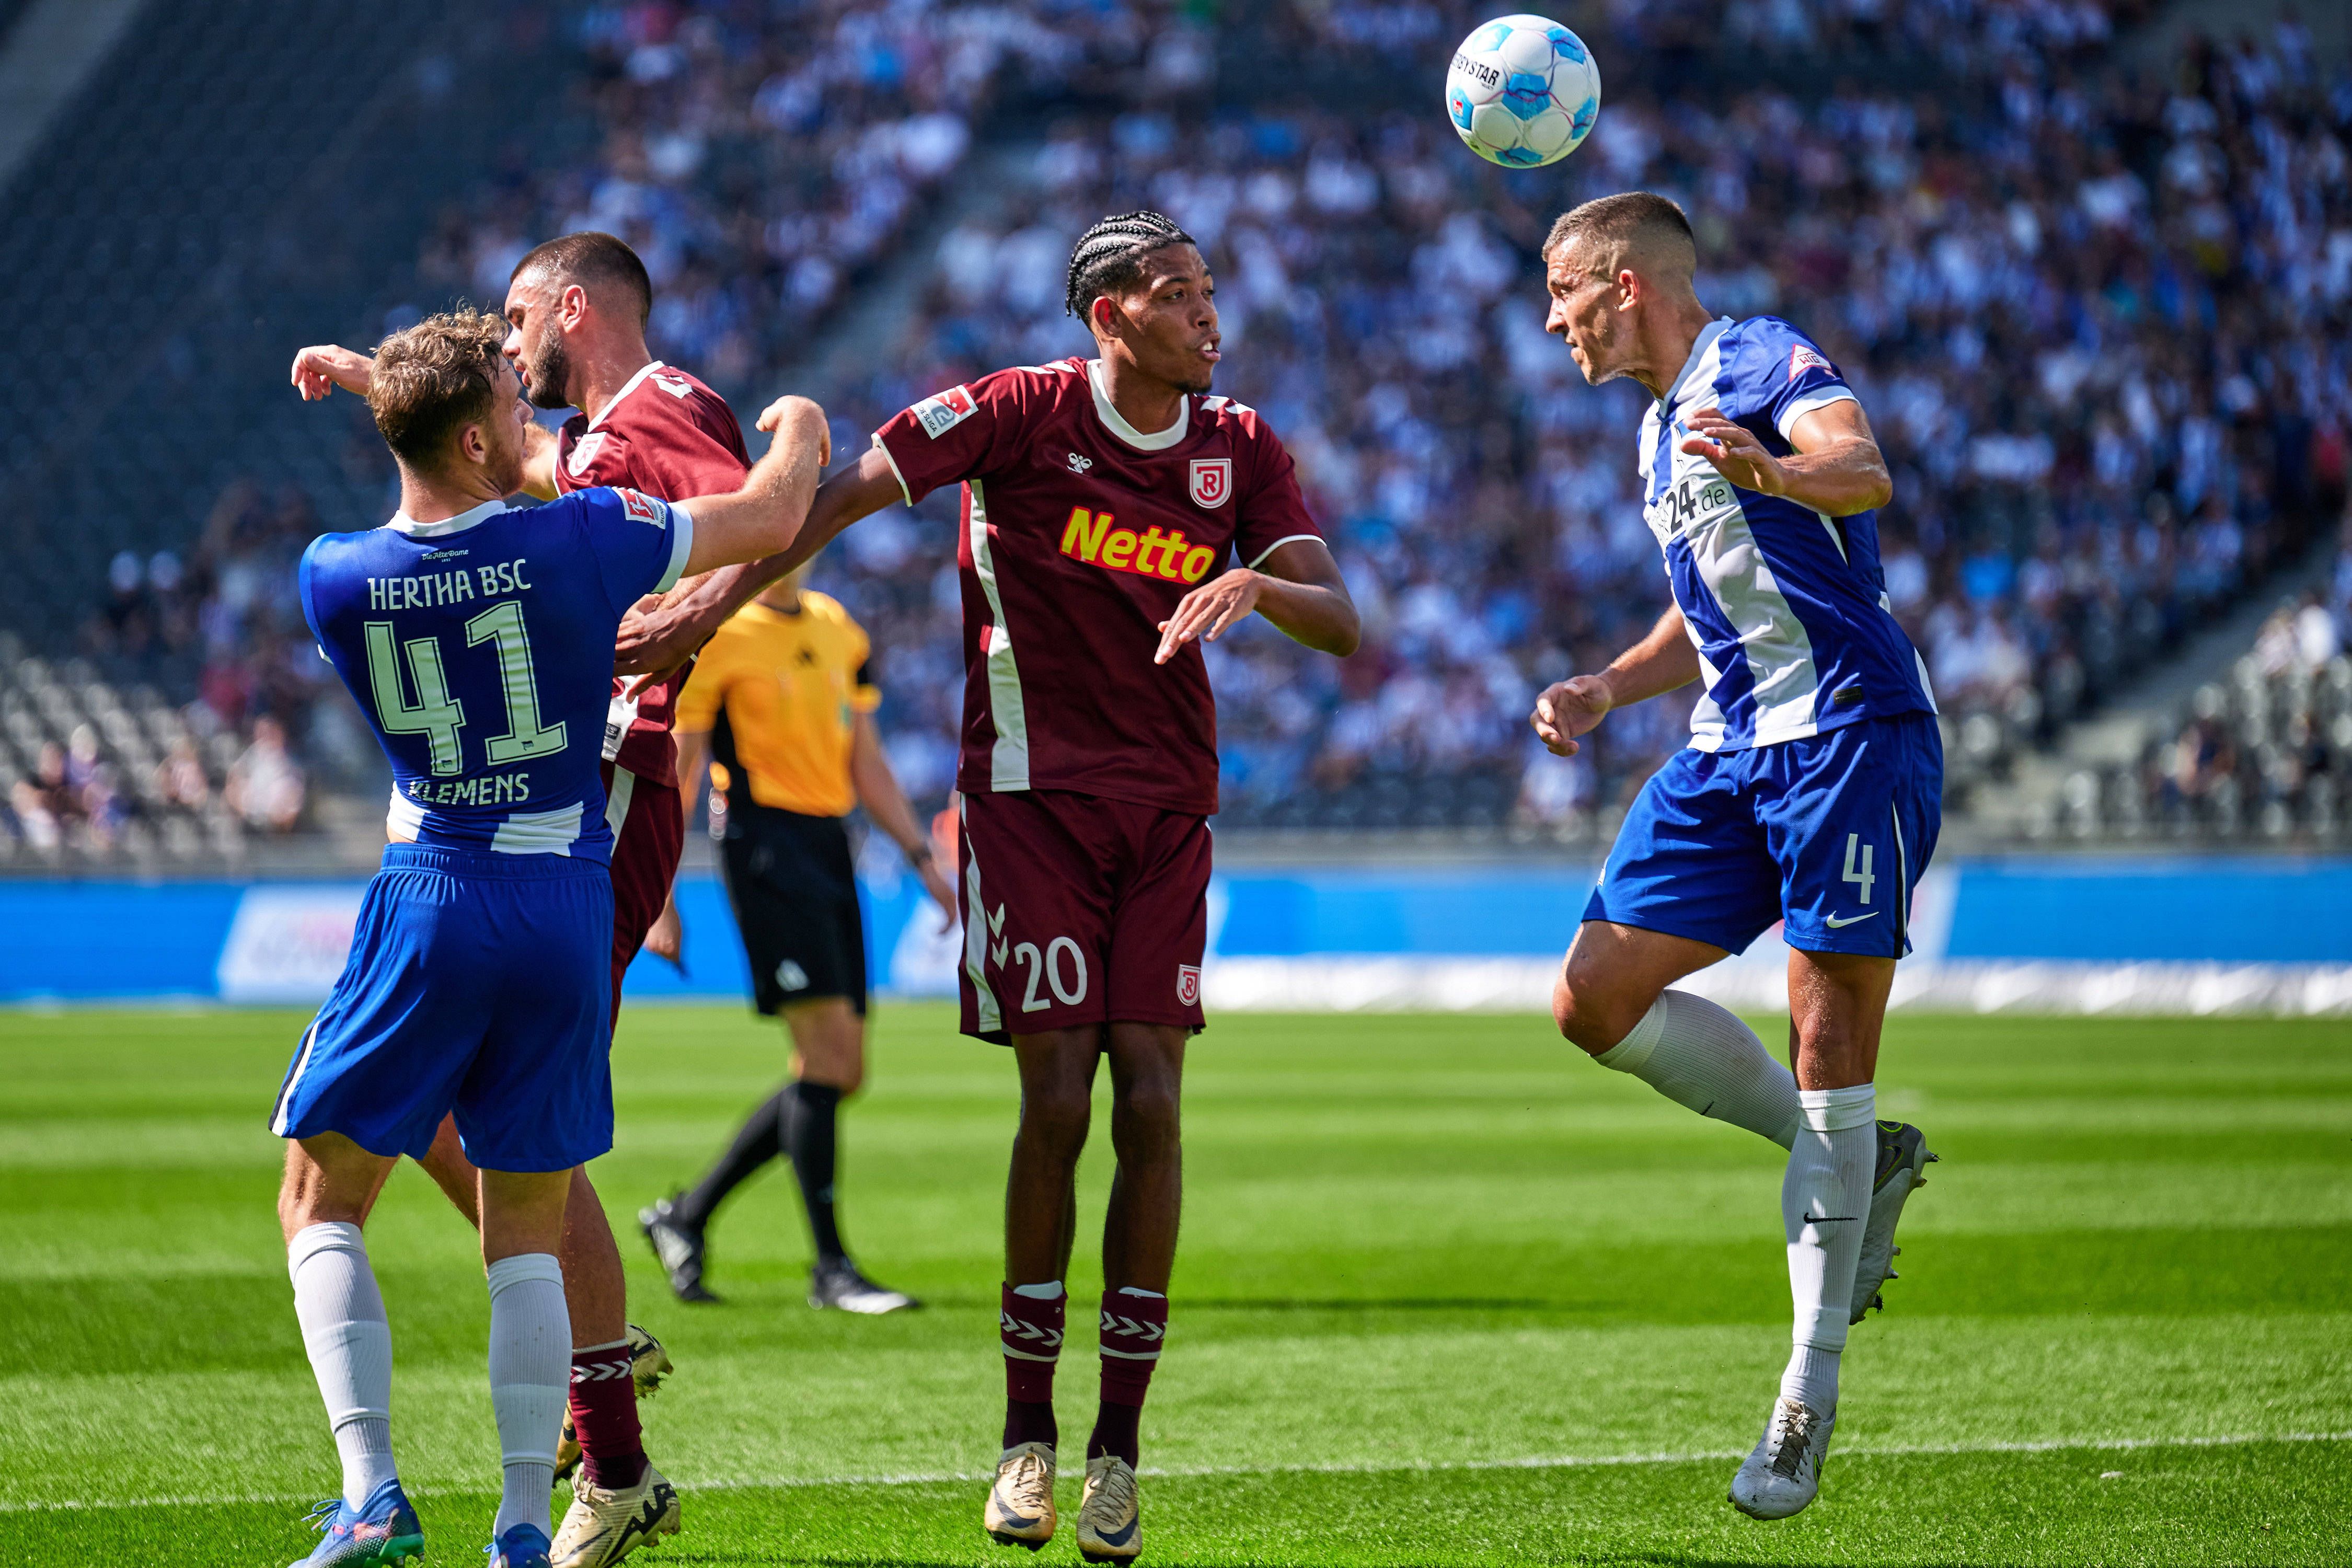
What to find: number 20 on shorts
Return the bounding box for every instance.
[1013,937,1088,1012]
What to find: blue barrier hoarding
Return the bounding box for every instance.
[2,859,2348,1013]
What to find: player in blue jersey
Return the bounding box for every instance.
[1526,194,1940,1521]
[268,309,827,1568]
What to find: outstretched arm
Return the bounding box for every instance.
[1678,399,1891,517]
[1153,537,1360,664]
[673,397,831,577]
[291,343,557,499]
[617,445,907,689]
[1529,605,1700,758]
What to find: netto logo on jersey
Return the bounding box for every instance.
[1059,508,1218,585]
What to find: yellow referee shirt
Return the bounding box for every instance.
[674,592,880,818]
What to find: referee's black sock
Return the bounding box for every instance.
[678,1090,788,1227]
[785,1080,847,1264]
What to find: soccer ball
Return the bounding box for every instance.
[1445,15,1600,169]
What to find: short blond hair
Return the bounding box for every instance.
[1542,191,1696,280]
[367,309,508,469]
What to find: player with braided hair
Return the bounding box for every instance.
[1061,211,1196,320]
[621,210,1359,1561]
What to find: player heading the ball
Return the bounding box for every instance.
[1527,192,1941,1524]
[270,307,827,1568]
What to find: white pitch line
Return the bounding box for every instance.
[7,1428,2347,1514]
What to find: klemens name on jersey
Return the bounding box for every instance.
[914,385,977,439]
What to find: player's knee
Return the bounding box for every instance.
[1018,1082,1092,1159]
[1551,972,1625,1055]
[1111,1077,1182,1157]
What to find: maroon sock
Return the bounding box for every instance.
[569,1341,647,1491]
[999,1284,1064,1450]
[1089,1288,1167,1467]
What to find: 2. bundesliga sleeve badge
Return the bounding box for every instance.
[1188,458,1231,509]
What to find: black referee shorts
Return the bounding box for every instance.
[717,798,868,1016]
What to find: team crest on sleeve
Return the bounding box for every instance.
[913,385,977,439]
[1187,458,1231,509]
[567,432,606,478]
[1788,343,1835,381]
[1175,964,1202,1006]
[616,487,664,525]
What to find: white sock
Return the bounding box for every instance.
[288,1222,399,1510]
[1780,1084,1876,1412]
[486,1253,570,1540]
[1594,990,1803,1148]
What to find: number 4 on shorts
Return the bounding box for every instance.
[1842,833,1875,904]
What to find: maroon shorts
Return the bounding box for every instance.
[603,760,684,1031]
[957,788,1210,1044]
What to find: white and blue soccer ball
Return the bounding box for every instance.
[1445,14,1600,169]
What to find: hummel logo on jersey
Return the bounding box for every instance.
[1067,451,1093,474]
[653,373,693,399]
[1824,912,1879,928]
[913,384,977,439]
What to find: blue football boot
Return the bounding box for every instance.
[486,1521,553,1568]
[289,1478,424,1567]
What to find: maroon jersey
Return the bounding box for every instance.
[555,360,752,788]
[875,357,1322,815]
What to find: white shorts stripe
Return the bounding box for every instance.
[271,1017,324,1136]
[960,798,1002,1034]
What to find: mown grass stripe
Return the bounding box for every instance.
[11,1428,2347,1513]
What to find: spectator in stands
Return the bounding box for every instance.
[224,716,305,833]
[153,737,211,814]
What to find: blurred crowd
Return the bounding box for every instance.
[799,2,2352,829]
[2049,525,2352,842]
[61,0,2352,850]
[15,475,335,858]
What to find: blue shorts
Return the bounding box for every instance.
[1585,712,1943,959]
[269,844,616,1173]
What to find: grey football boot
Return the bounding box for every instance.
[1851,1119,1937,1323]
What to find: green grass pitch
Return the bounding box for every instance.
[3,1002,2348,1565]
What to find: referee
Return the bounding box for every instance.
[639,562,954,1312]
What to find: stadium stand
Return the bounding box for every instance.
[4,0,2348,863]
[780,1,2352,833]
[2053,529,2352,843]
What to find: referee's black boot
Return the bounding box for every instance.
[809,1255,918,1315]
[639,1194,721,1304]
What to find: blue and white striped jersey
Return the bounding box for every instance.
[299,488,693,862]
[1636,316,1936,752]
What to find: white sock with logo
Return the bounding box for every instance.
[1779,1084,1876,1413]
[486,1253,570,1540]
[289,1222,399,1511]
[1594,991,1804,1148]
